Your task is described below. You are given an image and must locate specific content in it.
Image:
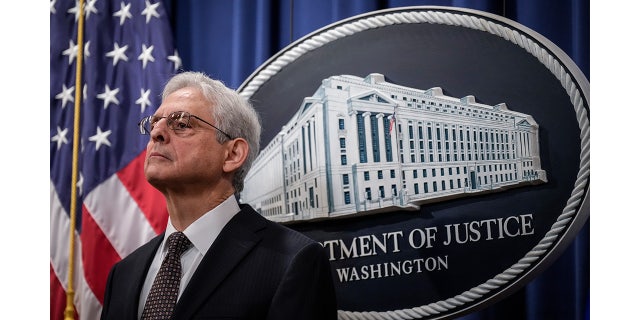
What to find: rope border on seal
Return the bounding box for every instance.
[239,9,590,320]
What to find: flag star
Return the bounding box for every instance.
[106,43,129,66]
[113,2,133,26]
[136,89,152,113]
[51,126,69,150]
[50,0,57,14]
[97,85,120,109]
[89,127,112,151]
[84,0,99,20]
[138,44,155,69]
[55,84,75,108]
[141,0,161,23]
[67,1,81,21]
[84,41,91,59]
[167,50,182,71]
[62,40,78,65]
[76,173,84,196]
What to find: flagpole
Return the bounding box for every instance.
[66,0,85,319]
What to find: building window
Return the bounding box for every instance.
[344,191,351,204]
[338,118,345,130]
[390,170,396,178]
[413,170,418,178]
[414,183,419,194]
[364,171,370,181]
[342,174,349,185]
[423,182,428,193]
[341,155,347,165]
[378,170,383,179]
[339,137,346,148]
[423,169,427,177]
[378,186,385,198]
[365,187,371,200]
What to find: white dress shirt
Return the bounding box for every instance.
[137,195,240,318]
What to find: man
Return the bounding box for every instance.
[101,71,337,320]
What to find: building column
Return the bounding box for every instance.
[363,112,373,163]
[376,113,386,162]
[304,122,312,172]
[310,118,317,170]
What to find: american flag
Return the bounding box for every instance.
[50,1,178,319]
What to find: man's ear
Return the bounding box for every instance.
[222,138,249,173]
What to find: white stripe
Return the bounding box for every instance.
[84,173,157,258]
[50,181,103,320]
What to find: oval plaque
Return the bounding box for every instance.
[239,6,589,320]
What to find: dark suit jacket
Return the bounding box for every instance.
[101,204,337,320]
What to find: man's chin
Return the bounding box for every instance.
[144,173,169,190]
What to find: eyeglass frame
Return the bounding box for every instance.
[137,110,233,140]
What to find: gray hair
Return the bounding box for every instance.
[161,71,261,195]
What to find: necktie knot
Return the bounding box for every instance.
[167,231,191,257]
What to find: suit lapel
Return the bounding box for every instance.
[173,206,266,319]
[120,234,163,319]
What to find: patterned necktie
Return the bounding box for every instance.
[141,231,192,320]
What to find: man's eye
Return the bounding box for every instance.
[175,120,190,129]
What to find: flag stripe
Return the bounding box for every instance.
[79,204,121,304]
[84,173,158,258]
[50,184,103,320]
[117,150,169,234]
[50,264,73,320]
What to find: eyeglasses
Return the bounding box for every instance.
[138,111,232,139]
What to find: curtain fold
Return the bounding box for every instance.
[165,1,589,319]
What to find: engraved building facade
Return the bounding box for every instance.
[241,74,546,222]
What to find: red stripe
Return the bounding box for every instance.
[117,150,168,234]
[80,204,122,304]
[50,264,77,320]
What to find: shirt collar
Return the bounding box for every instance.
[164,195,240,256]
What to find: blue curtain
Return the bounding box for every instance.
[163,1,589,319]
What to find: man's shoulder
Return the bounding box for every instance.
[116,233,163,266]
[239,204,320,247]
